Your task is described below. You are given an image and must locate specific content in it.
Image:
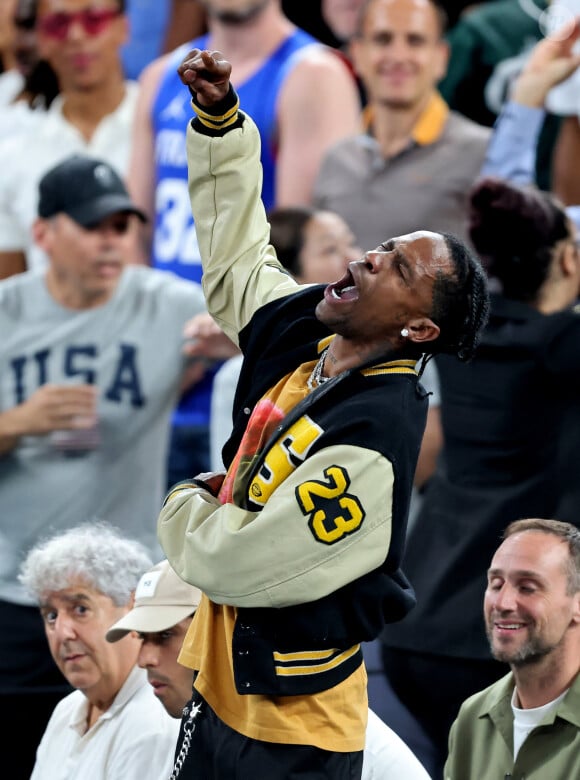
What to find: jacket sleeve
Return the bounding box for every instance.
[479,101,543,185]
[185,88,299,345]
[158,443,395,608]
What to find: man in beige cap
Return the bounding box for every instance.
[108,559,432,779]
[107,559,201,719]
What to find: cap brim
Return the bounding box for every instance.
[68,194,148,227]
[106,605,195,642]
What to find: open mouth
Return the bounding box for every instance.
[326,268,358,302]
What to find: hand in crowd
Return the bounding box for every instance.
[512,16,580,106]
[9,384,98,436]
[179,312,240,394]
[177,48,232,105]
[182,312,240,362]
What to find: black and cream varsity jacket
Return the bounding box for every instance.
[158,86,427,696]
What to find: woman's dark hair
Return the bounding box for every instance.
[267,206,316,278]
[468,176,570,303]
[424,231,490,364]
[14,0,59,109]
[23,59,59,108]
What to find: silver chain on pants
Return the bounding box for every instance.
[168,700,202,779]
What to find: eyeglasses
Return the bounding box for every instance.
[38,8,121,40]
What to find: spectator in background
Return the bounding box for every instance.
[312,0,491,253]
[121,0,206,80]
[479,13,580,199]
[282,0,481,44]
[445,518,580,780]
[265,205,362,284]
[0,154,213,778]
[437,0,560,190]
[320,0,367,103]
[106,558,433,779]
[382,170,580,780]
[106,559,202,718]
[439,0,549,127]
[479,17,580,546]
[19,524,180,780]
[128,0,363,488]
[0,0,139,280]
[0,0,60,142]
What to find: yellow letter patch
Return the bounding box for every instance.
[249,415,323,506]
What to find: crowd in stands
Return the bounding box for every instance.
[1,1,580,778]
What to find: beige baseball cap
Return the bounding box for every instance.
[106,559,201,642]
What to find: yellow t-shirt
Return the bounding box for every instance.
[178,352,367,751]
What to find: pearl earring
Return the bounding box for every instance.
[400,328,409,337]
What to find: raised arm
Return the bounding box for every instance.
[481,19,580,185]
[177,49,298,343]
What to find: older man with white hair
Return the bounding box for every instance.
[19,523,180,780]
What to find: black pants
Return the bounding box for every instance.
[171,689,364,780]
[381,646,507,780]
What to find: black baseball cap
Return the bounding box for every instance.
[38,155,148,227]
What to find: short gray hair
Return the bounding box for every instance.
[19,523,153,606]
[503,518,580,594]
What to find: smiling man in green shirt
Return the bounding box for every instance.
[444,517,580,780]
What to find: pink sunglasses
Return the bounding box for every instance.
[38,8,121,40]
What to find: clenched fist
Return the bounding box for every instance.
[177,49,232,106]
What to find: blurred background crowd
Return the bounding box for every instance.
[2,1,580,778]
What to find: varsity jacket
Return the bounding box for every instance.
[158,86,427,696]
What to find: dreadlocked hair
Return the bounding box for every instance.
[426,231,490,363]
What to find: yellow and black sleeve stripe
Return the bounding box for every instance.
[191,84,244,136]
